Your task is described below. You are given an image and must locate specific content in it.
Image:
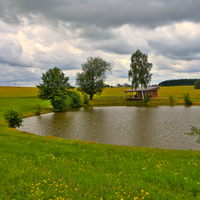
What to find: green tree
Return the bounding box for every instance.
[83,93,90,105]
[194,80,200,89]
[37,67,70,112]
[128,49,153,100]
[76,57,112,100]
[68,90,83,108]
[3,107,23,128]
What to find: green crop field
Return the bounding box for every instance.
[0,86,200,199]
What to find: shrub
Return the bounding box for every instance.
[185,123,200,144]
[83,93,90,105]
[51,95,67,112]
[36,104,42,115]
[194,80,200,89]
[183,93,192,106]
[143,93,151,104]
[68,90,83,108]
[3,107,23,128]
[169,94,174,103]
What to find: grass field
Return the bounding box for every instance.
[0,86,200,199]
[93,86,200,99]
[0,86,38,98]
[90,85,200,106]
[1,85,200,100]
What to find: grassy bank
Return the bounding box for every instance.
[1,129,200,199]
[0,86,200,199]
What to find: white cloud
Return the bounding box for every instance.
[0,0,200,86]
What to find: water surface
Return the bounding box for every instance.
[19,106,200,150]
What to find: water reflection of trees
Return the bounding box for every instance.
[19,106,200,151]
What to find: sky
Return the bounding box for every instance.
[0,0,200,87]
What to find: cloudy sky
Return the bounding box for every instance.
[0,0,200,86]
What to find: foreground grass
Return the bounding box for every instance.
[0,86,200,199]
[1,128,200,199]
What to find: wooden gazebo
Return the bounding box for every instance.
[124,86,159,100]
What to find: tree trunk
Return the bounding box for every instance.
[141,86,144,100]
[90,94,93,100]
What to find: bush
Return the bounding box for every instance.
[36,104,42,115]
[183,93,192,106]
[68,90,83,108]
[194,80,200,89]
[3,107,23,128]
[143,93,151,104]
[51,95,67,112]
[185,123,200,144]
[169,94,174,103]
[83,93,90,105]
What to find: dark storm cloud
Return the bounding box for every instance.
[1,0,200,29]
[148,37,200,61]
[150,41,200,60]
[95,39,134,55]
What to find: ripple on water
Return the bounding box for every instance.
[18,106,200,151]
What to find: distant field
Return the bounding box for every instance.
[158,85,200,99]
[94,87,131,99]
[1,85,200,100]
[95,85,200,100]
[0,86,38,98]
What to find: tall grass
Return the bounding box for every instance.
[183,92,192,106]
[169,94,174,103]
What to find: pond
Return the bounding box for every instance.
[18,106,200,151]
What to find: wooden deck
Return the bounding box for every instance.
[126,97,143,101]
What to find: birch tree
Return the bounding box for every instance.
[128,49,153,100]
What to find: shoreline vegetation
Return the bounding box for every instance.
[0,86,200,199]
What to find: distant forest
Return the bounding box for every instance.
[158,79,200,86]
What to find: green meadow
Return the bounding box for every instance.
[0,86,200,199]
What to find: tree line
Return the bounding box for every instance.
[37,57,112,112]
[158,79,200,86]
[36,49,153,111]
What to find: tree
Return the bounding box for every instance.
[37,67,70,112]
[128,49,153,100]
[194,80,200,89]
[76,57,112,100]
